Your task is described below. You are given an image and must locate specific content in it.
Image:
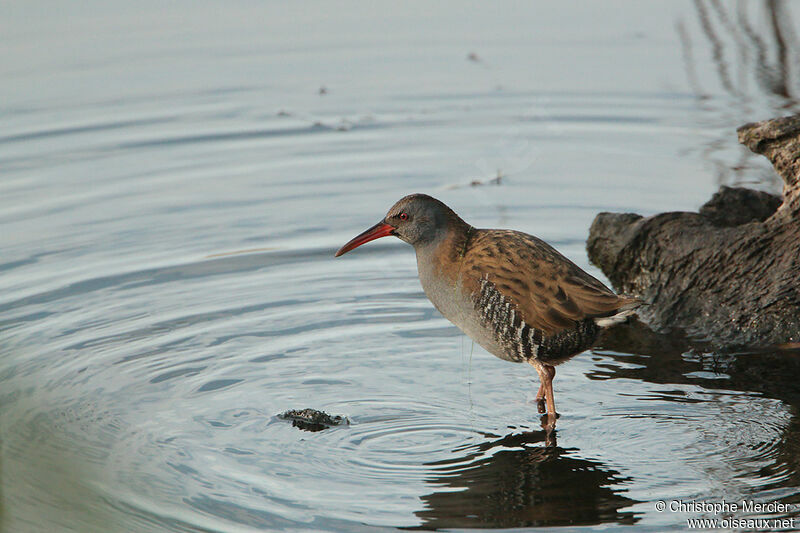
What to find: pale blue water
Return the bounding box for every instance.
[2,1,800,531]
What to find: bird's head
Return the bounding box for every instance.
[334,194,458,256]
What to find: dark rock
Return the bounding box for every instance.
[698,186,782,226]
[587,114,800,348]
[278,408,348,432]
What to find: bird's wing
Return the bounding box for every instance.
[459,229,637,336]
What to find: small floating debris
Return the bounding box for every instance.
[471,170,503,187]
[318,85,328,95]
[467,51,480,62]
[278,408,349,432]
[308,118,353,132]
[443,170,505,190]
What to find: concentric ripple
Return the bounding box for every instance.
[3,237,799,531]
[4,1,800,530]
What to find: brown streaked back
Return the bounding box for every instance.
[458,229,638,337]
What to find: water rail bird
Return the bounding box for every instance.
[335,194,639,432]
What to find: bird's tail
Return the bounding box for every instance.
[593,297,642,328]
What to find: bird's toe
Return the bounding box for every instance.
[536,399,546,414]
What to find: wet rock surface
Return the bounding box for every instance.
[587,115,800,348]
[278,408,349,432]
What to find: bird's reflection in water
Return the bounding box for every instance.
[413,430,639,529]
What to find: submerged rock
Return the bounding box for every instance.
[587,114,800,348]
[278,408,349,432]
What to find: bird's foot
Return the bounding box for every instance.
[539,412,559,431]
[535,398,559,417]
[540,413,558,446]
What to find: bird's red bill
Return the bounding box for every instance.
[335,222,395,257]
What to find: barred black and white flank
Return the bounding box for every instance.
[476,276,603,364]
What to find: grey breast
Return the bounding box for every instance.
[415,251,513,361]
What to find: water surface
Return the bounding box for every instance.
[2,1,800,531]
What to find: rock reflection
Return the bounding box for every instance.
[592,321,800,509]
[414,430,639,529]
[593,321,800,405]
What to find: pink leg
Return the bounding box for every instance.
[531,361,557,431]
[542,364,557,431]
[535,381,546,413]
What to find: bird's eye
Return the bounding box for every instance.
[398,213,409,221]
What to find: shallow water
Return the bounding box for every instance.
[2,1,800,531]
